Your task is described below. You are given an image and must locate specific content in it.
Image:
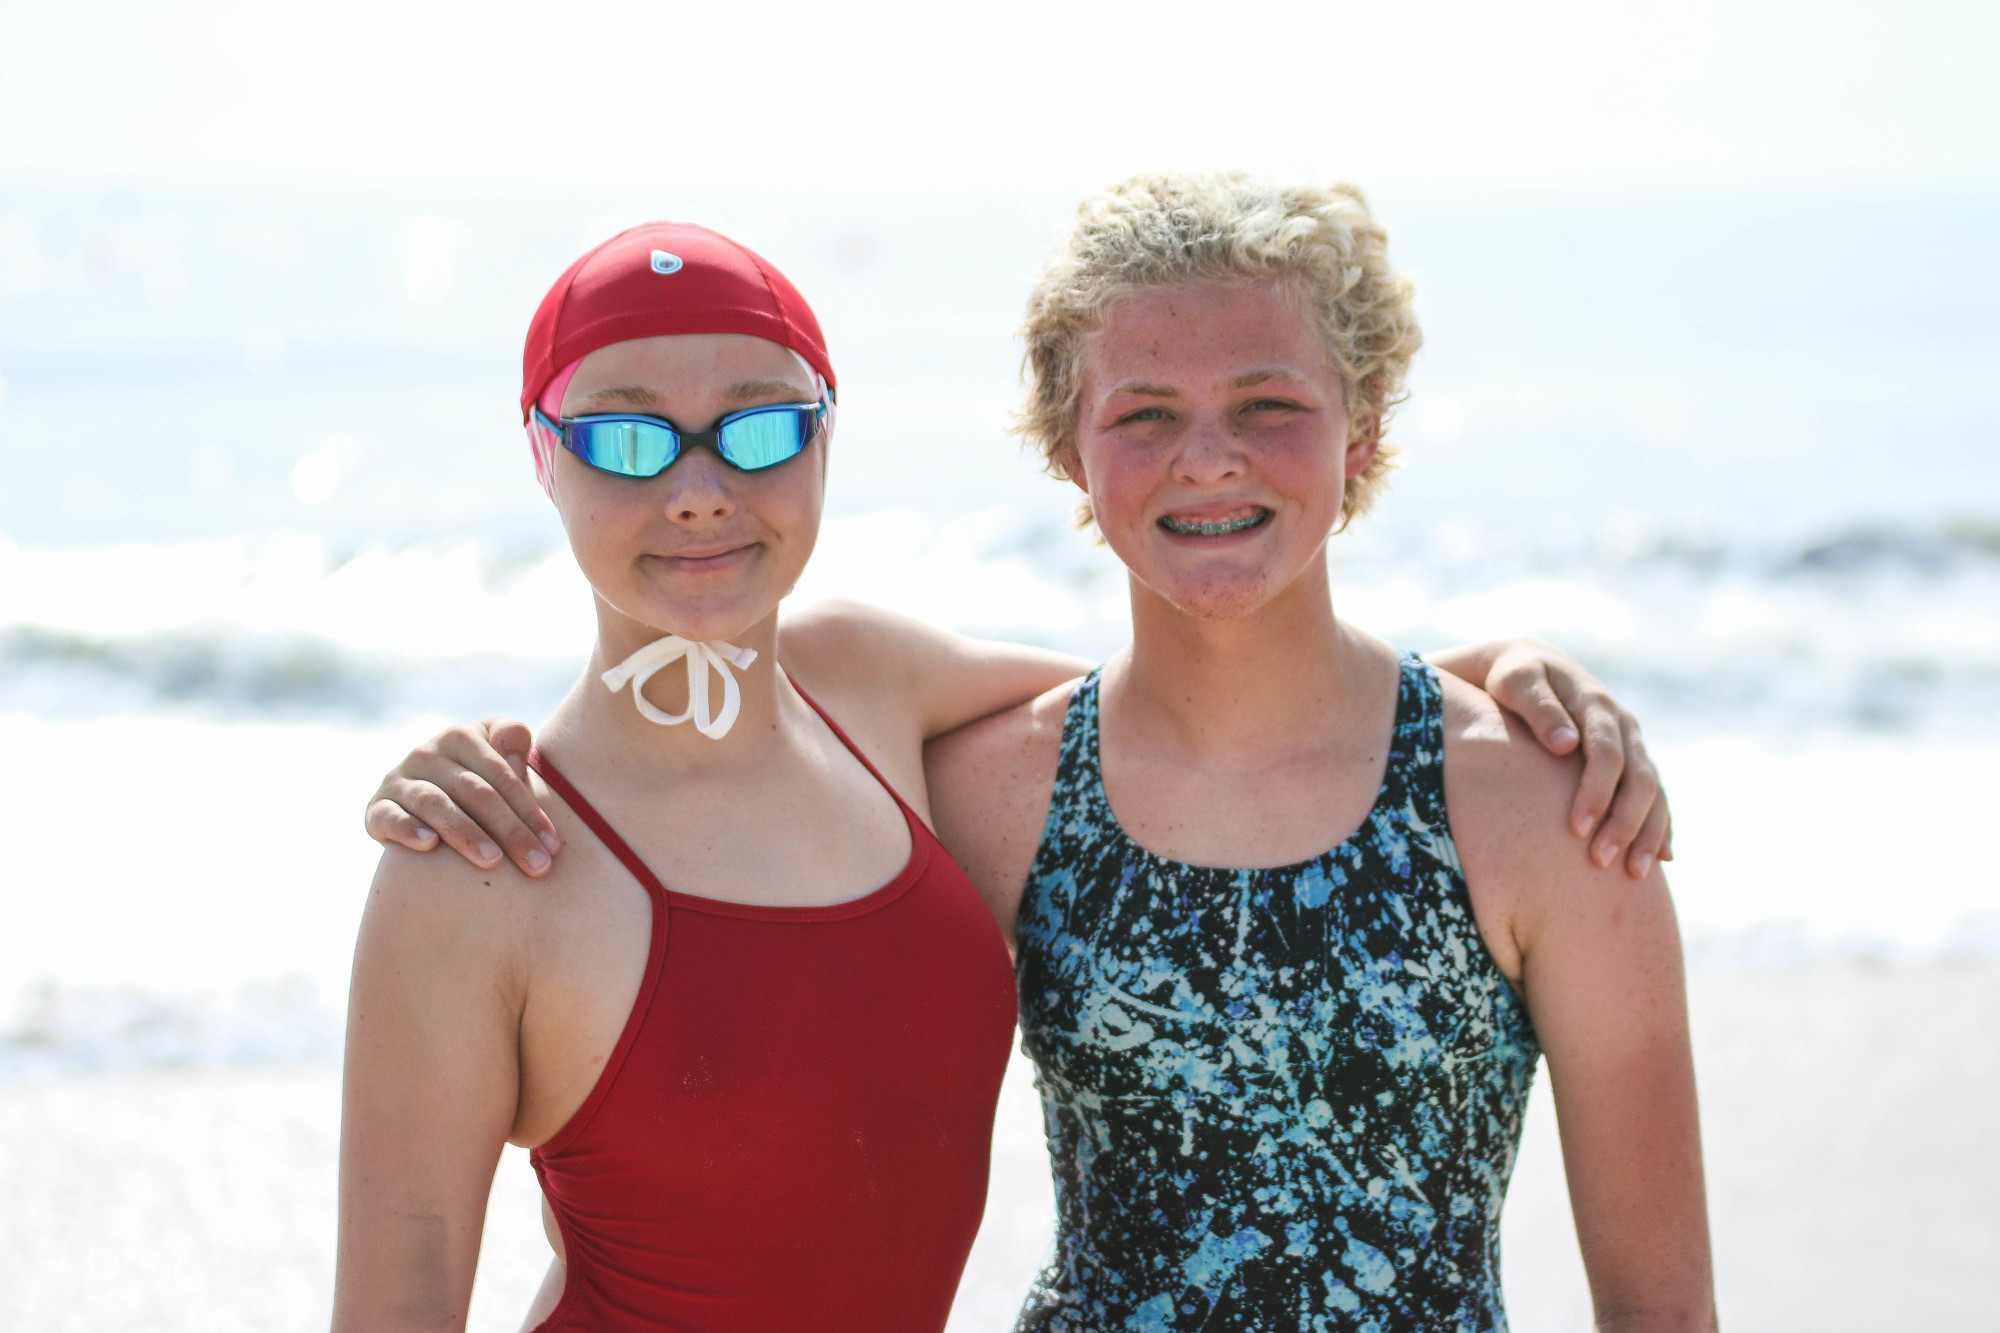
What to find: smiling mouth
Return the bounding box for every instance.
[1158,509,1272,537]
[652,543,753,568]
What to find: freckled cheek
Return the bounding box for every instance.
[1075,436,1165,523]
[1252,433,1348,511]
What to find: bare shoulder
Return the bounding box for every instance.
[357,839,540,990]
[1437,670,1597,971]
[1440,664,1576,788]
[924,676,1082,947]
[1439,669,1670,968]
[779,597,934,683]
[1438,668,1581,823]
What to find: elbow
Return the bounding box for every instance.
[1594,1300,1718,1333]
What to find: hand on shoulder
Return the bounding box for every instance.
[1431,637,1671,877]
[364,718,557,878]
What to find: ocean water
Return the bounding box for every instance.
[3,174,1997,1074]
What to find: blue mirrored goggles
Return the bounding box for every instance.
[532,397,827,478]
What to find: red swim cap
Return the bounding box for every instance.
[519,221,835,422]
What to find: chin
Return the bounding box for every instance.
[611,589,771,645]
[1133,540,1335,623]
[1148,571,1282,622]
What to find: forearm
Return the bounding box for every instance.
[778,598,1090,740]
[921,638,1090,739]
[1595,1306,1718,1333]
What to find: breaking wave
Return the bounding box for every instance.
[0,978,339,1079]
[4,512,1996,734]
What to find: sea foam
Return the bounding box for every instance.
[4,511,1996,735]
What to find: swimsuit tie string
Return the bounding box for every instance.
[601,635,760,739]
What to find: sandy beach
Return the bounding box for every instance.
[3,961,1995,1331]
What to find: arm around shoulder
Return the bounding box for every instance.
[782,598,1089,742]
[923,679,1077,949]
[1440,677,1715,1331]
[333,849,532,1331]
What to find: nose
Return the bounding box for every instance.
[658,444,737,523]
[1173,413,1247,485]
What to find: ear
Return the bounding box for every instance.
[1344,414,1381,480]
[1054,437,1090,494]
[1062,453,1099,531]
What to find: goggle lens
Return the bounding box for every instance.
[543,401,824,478]
[718,406,815,470]
[571,419,679,476]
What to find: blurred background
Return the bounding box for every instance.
[1,0,1995,1328]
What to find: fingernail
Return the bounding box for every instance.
[1551,726,1578,748]
[1594,842,1616,868]
[1631,852,1654,877]
[478,840,501,864]
[539,832,561,854]
[1573,815,1595,839]
[527,849,550,873]
[414,827,437,846]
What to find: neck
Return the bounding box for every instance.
[541,598,791,778]
[1107,554,1374,763]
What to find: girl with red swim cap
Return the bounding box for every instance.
[342,206,1681,1332]
[338,222,1066,1333]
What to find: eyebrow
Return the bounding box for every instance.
[719,378,815,406]
[1105,381,1179,399]
[570,385,663,411]
[570,379,814,416]
[1103,369,1310,402]
[1228,369,1300,390]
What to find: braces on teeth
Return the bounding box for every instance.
[1160,511,1269,536]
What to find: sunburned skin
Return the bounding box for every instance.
[921,273,1710,1329]
[353,236,1688,1333]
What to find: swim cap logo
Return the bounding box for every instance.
[650,250,684,275]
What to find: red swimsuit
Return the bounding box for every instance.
[524,694,1018,1332]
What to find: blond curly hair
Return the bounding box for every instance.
[1015,171,1422,529]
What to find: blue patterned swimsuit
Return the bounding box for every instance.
[1014,654,1540,1333]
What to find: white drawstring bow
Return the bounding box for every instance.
[601,635,760,739]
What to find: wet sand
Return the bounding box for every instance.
[1,961,1994,1330]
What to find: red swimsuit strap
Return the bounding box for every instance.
[526,747,668,906]
[527,676,916,891]
[787,679,921,820]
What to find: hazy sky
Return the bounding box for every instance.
[2,0,1994,192]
